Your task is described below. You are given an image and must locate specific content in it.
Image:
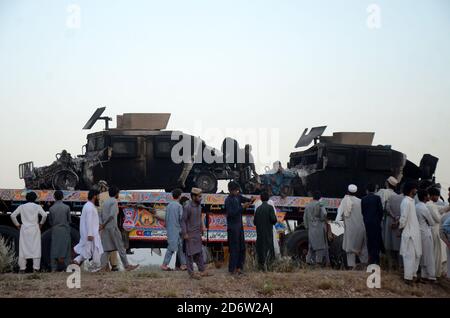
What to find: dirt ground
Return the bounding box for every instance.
[0,265,449,298]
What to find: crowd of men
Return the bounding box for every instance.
[8,180,281,278]
[11,186,139,273]
[156,177,450,283]
[329,177,450,284]
[159,182,278,278]
[8,177,450,285]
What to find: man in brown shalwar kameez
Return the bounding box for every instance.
[181,188,211,279]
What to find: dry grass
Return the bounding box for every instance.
[271,257,298,273]
[316,280,333,290]
[26,273,42,280]
[135,271,162,279]
[244,250,300,273]
[0,266,449,298]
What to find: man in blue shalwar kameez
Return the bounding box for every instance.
[225,181,255,275]
[161,188,187,271]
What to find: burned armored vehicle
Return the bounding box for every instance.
[19,108,257,192]
[247,126,438,198]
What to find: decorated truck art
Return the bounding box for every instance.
[0,189,346,270]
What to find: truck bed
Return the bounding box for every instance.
[0,189,341,244]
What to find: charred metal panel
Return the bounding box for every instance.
[295,126,327,148]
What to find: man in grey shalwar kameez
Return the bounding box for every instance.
[49,190,72,272]
[161,188,187,271]
[377,177,398,267]
[304,191,329,266]
[339,184,368,269]
[377,177,398,239]
[385,192,404,270]
[99,186,138,271]
[181,188,210,279]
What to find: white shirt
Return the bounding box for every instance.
[10,202,47,259]
[74,201,103,260]
[399,196,422,257]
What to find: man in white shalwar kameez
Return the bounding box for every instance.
[73,190,103,270]
[338,184,368,269]
[399,182,422,284]
[10,191,47,272]
[415,190,436,282]
[426,187,450,278]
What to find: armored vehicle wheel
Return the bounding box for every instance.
[328,234,348,270]
[195,172,218,193]
[52,170,79,190]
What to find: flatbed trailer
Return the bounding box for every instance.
[0,189,345,270]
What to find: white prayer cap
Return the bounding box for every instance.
[348,184,358,194]
[387,176,398,187]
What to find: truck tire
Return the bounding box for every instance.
[0,225,19,256]
[41,227,80,271]
[328,234,348,270]
[195,172,218,193]
[285,230,309,262]
[182,177,196,193]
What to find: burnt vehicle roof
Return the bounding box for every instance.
[285,141,410,197]
[87,129,185,138]
[290,142,399,157]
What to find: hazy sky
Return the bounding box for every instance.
[1,0,449,191]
